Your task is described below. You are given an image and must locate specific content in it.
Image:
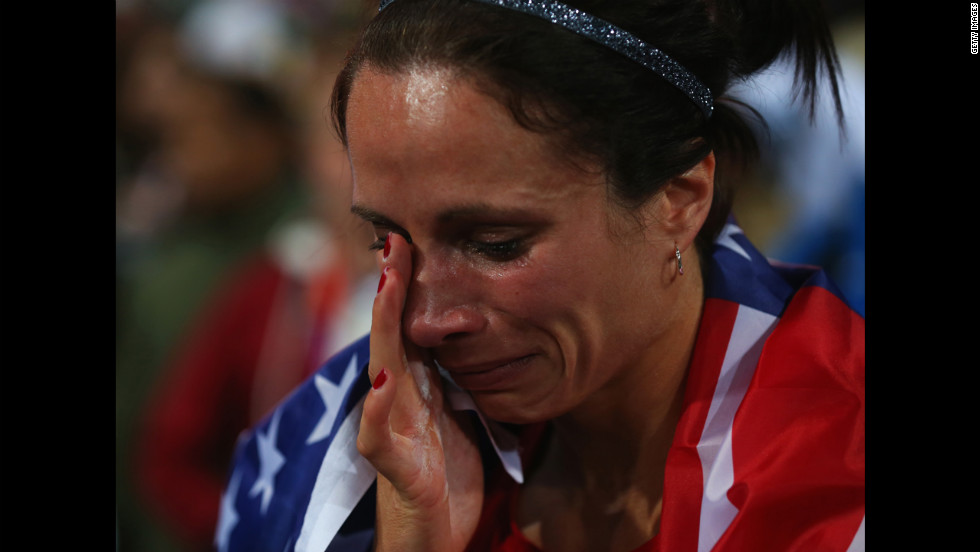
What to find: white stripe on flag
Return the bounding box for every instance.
[845,515,865,552]
[696,305,777,552]
[295,396,377,552]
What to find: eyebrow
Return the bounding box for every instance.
[351,204,397,227]
[352,202,543,228]
[350,204,412,243]
[434,204,540,224]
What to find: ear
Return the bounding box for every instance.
[656,151,715,250]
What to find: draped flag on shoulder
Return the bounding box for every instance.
[656,220,865,552]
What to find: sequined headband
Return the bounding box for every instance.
[378,0,714,117]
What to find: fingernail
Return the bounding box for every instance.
[377,267,388,293]
[383,232,392,260]
[373,368,388,389]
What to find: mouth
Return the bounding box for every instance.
[438,354,537,391]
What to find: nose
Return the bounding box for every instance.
[403,255,486,348]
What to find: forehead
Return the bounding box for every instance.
[347,66,550,163]
[345,66,600,209]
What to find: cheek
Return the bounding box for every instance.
[491,241,643,371]
[479,251,588,334]
[483,256,560,311]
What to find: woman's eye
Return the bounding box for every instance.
[468,239,524,261]
[368,236,386,252]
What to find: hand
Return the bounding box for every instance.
[357,232,485,552]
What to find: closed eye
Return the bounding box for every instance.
[466,238,524,261]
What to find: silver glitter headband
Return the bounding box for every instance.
[378,0,714,117]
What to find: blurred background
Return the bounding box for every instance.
[115,1,378,551]
[729,0,866,318]
[115,1,863,551]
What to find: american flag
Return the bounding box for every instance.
[215,220,864,551]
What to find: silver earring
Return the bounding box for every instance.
[675,244,684,275]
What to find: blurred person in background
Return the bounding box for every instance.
[116,0,307,397]
[130,23,379,551]
[116,1,373,550]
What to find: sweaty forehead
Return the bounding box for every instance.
[346,65,524,152]
[391,65,454,128]
[346,66,570,185]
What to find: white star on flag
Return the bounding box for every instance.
[249,408,286,514]
[306,353,360,444]
[716,223,751,261]
[215,469,242,552]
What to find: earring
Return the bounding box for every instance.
[675,244,684,275]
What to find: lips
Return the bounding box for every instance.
[437,354,537,391]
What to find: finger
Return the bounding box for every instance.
[376,233,439,402]
[358,367,432,487]
[368,232,412,384]
[356,366,398,465]
[382,231,414,294]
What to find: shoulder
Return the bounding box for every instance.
[702,224,864,444]
[680,222,865,550]
[717,284,864,550]
[760,264,864,390]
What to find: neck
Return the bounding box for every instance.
[520,349,692,551]
[548,344,690,500]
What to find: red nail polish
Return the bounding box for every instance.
[373,368,388,389]
[377,267,388,293]
[383,233,392,260]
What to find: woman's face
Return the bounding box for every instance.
[346,67,685,423]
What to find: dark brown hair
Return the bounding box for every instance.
[331,0,843,265]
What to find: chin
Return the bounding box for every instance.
[471,390,561,426]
